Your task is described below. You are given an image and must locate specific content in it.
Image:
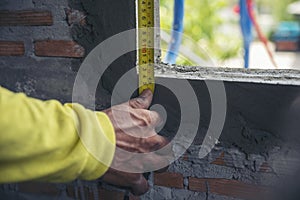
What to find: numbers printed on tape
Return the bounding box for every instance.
[138,0,155,94]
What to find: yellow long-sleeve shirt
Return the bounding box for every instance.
[0,86,116,183]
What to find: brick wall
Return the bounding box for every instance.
[141,145,275,200]
[0,0,83,103]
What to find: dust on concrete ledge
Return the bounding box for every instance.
[155,63,300,86]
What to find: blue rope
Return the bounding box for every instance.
[164,0,185,64]
[239,0,253,68]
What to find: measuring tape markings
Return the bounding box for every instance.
[138,0,155,94]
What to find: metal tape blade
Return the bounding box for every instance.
[138,0,155,94]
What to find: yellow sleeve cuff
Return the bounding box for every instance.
[66,104,116,180]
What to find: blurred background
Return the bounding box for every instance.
[159,0,300,69]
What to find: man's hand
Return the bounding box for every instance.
[102,89,169,195]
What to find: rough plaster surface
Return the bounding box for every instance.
[152,76,300,152]
[0,0,34,10]
[142,186,243,200]
[155,64,300,86]
[68,0,137,92]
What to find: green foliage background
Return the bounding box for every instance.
[256,0,298,21]
[159,0,298,66]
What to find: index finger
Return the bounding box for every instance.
[144,134,170,152]
[129,89,153,109]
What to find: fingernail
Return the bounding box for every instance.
[140,89,152,98]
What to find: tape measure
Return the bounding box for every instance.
[137,0,155,94]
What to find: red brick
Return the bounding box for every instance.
[34,40,85,58]
[189,177,268,199]
[0,10,53,26]
[259,162,273,173]
[210,152,273,174]
[211,152,226,166]
[154,172,184,189]
[0,41,24,56]
[188,177,207,192]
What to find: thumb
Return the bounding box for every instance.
[129,89,153,109]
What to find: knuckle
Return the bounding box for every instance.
[130,98,146,108]
[139,138,152,152]
[141,110,161,127]
[147,136,163,150]
[138,111,153,127]
[130,174,144,186]
[154,136,168,148]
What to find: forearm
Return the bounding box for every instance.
[0,86,115,183]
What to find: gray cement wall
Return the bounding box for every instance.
[68,0,137,93]
[142,74,300,200]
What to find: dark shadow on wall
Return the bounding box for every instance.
[68,0,137,95]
